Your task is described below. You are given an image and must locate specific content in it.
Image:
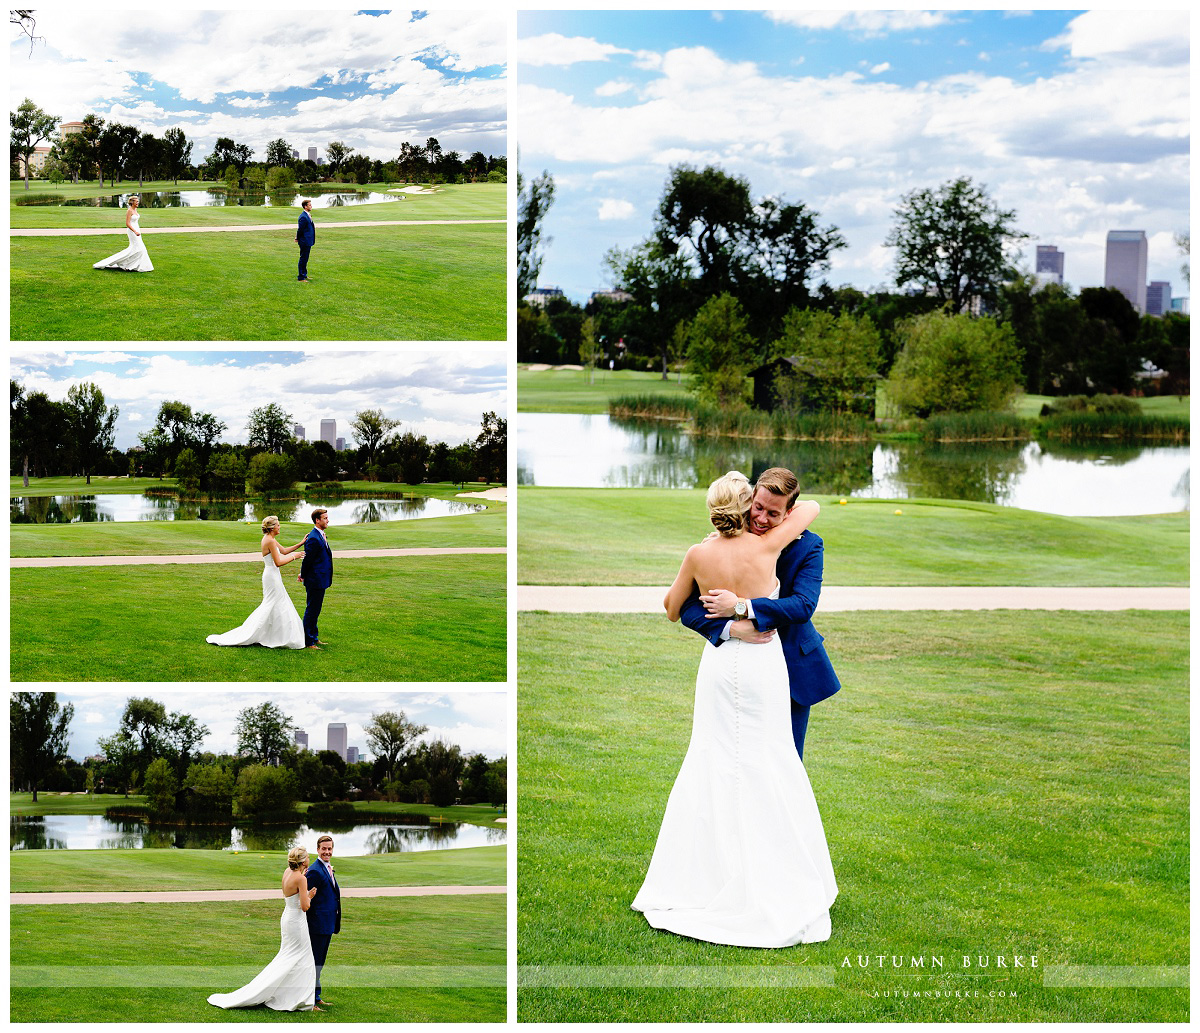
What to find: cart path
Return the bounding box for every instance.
[519,585,1189,612]
[11,219,505,237]
[11,886,506,904]
[12,547,506,568]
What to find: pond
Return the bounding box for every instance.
[9,494,485,525]
[517,413,1190,517]
[25,189,401,209]
[11,814,506,855]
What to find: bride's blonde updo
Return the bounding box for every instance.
[287,846,309,870]
[706,471,752,537]
[261,515,280,534]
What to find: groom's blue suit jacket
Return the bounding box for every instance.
[305,858,341,935]
[300,529,333,589]
[679,531,841,707]
[297,210,316,247]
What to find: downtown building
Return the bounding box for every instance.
[327,723,347,761]
[320,420,336,448]
[1104,230,1148,314]
[294,729,309,749]
[1034,245,1064,288]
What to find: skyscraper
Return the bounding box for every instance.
[1035,245,1064,288]
[293,423,305,441]
[327,723,347,761]
[320,420,336,448]
[1145,281,1172,317]
[294,729,309,749]
[1104,230,1148,313]
[346,746,359,764]
[335,437,345,452]
[308,147,318,162]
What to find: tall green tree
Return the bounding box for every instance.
[119,697,168,766]
[654,163,754,294]
[350,408,399,479]
[769,308,882,415]
[65,382,119,485]
[10,692,74,803]
[885,176,1028,312]
[265,137,293,169]
[235,702,295,766]
[475,411,507,484]
[162,127,192,184]
[364,710,428,784]
[247,403,293,454]
[684,293,754,407]
[159,711,210,781]
[326,140,351,177]
[97,731,139,797]
[517,163,555,301]
[10,96,58,189]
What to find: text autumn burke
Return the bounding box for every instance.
[842,955,1039,970]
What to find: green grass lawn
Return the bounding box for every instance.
[517,610,1188,1022]
[11,893,504,1022]
[517,488,1189,586]
[11,222,503,340]
[10,843,505,892]
[518,366,691,413]
[10,553,504,681]
[11,496,505,557]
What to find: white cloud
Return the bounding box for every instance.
[595,79,635,98]
[870,62,891,75]
[228,96,272,109]
[598,198,636,221]
[766,10,951,34]
[1045,10,1190,66]
[519,32,631,68]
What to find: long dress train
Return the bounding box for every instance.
[207,893,314,1011]
[93,211,153,272]
[207,554,305,649]
[631,585,838,947]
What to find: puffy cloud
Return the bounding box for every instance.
[1045,10,1189,66]
[766,10,952,34]
[598,198,636,220]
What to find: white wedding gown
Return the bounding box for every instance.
[207,554,305,649]
[93,211,154,272]
[632,584,838,947]
[208,893,314,1011]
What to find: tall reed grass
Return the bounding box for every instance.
[919,412,1031,442]
[1037,411,1189,443]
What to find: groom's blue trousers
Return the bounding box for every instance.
[303,583,325,646]
[791,701,810,760]
[297,244,311,280]
[311,931,332,1000]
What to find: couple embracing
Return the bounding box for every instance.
[632,467,841,947]
[208,835,342,1012]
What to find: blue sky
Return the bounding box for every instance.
[9,9,506,162]
[51,690,507,763]
[517,9,1190,301]
[9,349,507,452]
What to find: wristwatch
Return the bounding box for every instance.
[734,599,748,620]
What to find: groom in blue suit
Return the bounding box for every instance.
[679,467,840,759]
[306,835,341,1007]
[295,198,315,281]
[299,507,333,649]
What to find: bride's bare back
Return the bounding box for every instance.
[665,497,819,621]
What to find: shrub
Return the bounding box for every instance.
[173,447,202,498]
[887,311,1022,417]
[684,294,754,409]
[244,166,266,190]
[185,762,234,820]
[206,451,247,496]
[1039,394,1142,417]
[247,452,297,494]
[307,802,357,822]
[266,166,297,192]
[143,757,178,820]
[223,164,239,190]
[234,764,298,822]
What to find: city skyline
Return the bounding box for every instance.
[47,691,507,763]
[9,349,507,453]
[518,9,1189,302]
[10,9,506,163]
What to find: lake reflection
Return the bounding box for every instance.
[10,494,484,525]
[11,814,506,855]
[48,189,401,209]
[517,413,1190,516]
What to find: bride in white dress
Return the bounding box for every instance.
[207,516,306,649]
[93,195,154,272]
[208,846,320,1012]
[631,471,838,947]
